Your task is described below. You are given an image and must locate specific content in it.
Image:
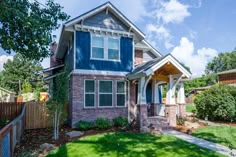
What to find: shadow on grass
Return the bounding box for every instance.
[47,132,223,157]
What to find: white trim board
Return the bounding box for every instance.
[72,69,128,76]
[65,2,145,39]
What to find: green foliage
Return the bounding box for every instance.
[112,116,128,127]
[0,54,45,94]
[17,149,37,157]
[176,116,187,125]
[95,117,112,130]
[186,104,196,113]
[0,118,9,127]
[22,80,32,93]
[75,121,94,131]
[205,50,236,74]
[46,67,69,140]
[194,84,236,121]
[0,0,69,61]
[185,74,217,94]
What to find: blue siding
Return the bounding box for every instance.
[75,31,133,72]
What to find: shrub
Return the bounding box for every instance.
[75,120,94,131]
[0,118,9,127]
[96,117,112,130]
[112,116,128,127]
[176,116,187,125]
[194,84,236,121]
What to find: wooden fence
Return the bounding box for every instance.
[25,102,52,129]
[0,103,24,122]
[0,103,26,157]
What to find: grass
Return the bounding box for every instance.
[47,132,224,157]
[192,126,236,149]
[186,103,196,113]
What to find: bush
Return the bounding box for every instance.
[112,116,128,127]
[194,84,236,121]
[75,120,94,131]
[176,116,187,125]
[96,117,112,130]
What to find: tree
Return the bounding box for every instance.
[22,80,32,93]
[184,74,217,94]
[205,50,236,74]
[0,0,69,61]
[0,54,44,94]
[46,67,69,140]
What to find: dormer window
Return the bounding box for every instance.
[91,34,120,61]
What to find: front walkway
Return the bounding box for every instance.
[164,130,236,157]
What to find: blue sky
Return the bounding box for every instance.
[0,0,236,77]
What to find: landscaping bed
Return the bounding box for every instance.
[14,125,124,157]
[47,132,224,157]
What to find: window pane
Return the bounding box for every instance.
[85,80,94,92]
[117,81,125,93]
[92,47,104,59]
[99,94,112,106]
[108,38,119,49]
[85,94,95,107]
[92,36,104,47]
[117,94,125,106]
[108,49,119,60]
[99,81,112,93]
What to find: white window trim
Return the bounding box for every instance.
[116,80,126,107]
[90,34,120,62]
[84,79,96,108]
[98,80,113,108]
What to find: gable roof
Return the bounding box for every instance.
[127,54,191,80]
[217,68,236,75]
[64,2,145,39]
[0,87,15,94]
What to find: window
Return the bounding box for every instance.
[108,38,119,60]
[91,36,104,59]
[91,35,120,61]
[116,81,126,107]
[84,80,95,107]
[99,80,113,107]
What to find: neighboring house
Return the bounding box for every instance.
[0,87,16,102]
[186,86,211,103]
[217,69,236,86]
[44,2,191,130]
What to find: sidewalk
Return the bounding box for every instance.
[163,130,236,157]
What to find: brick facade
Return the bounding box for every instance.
[134,50,143,65]
[218,73,236,85]
[70,74,128,127]
[129,81,137,121]
[165,104,177,127]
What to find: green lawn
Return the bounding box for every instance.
[192,126,236,149]
[186,103,196,113]
[47,132,224,157]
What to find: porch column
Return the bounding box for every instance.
[151,81,159,116]
[177,82,186,117]
[165,75,177,127]
[154,81,160,104]
[137,77,148,131]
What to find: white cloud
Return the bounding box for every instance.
[156,0,191,24]
[171,37,218,77]
[0,55,13,71]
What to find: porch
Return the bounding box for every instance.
[127,54,191,131]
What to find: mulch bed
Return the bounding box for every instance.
[14,125,128,157]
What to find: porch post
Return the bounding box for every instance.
[177,82,186,117]
[154,81,160,104]
[165,75,177,127]
[137,77,148,132]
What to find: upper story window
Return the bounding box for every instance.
[91,34,120,61]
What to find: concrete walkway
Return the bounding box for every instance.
[163,130,236,157]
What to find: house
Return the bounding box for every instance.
[44,2,191,131]
[0,87,16,102]
[217,69,236,86]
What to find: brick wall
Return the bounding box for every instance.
[135,50,143,65]
[70,74,128,126]
[218,73,236,85]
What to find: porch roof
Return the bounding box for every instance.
[127,54,191,80]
